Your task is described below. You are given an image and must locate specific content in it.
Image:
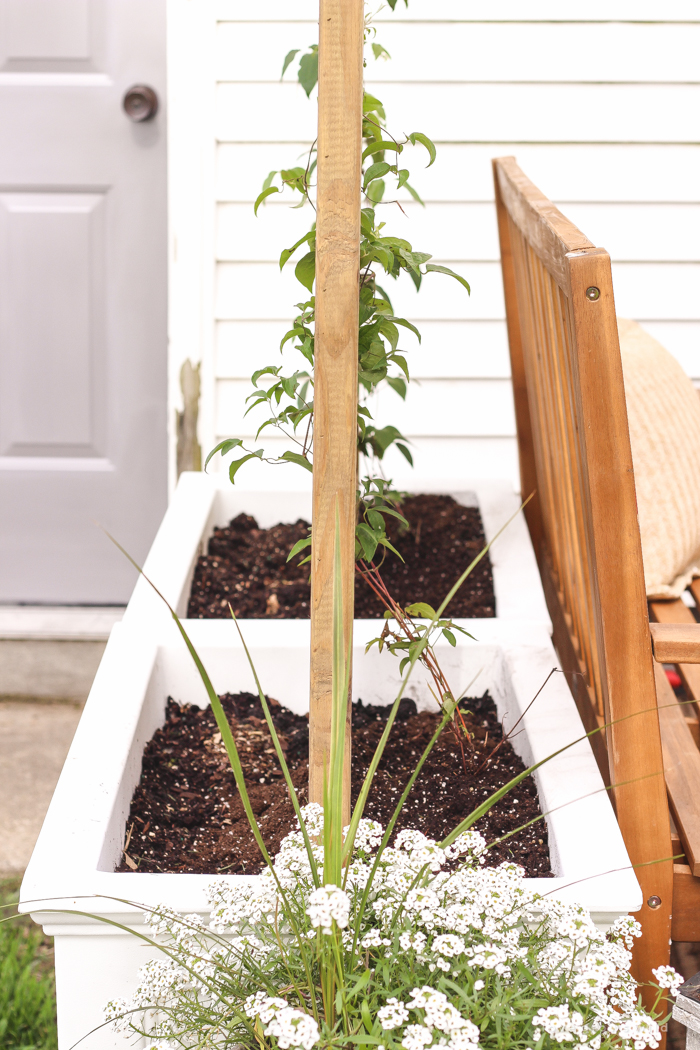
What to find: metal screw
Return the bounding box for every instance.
[585,286,600,301]
[647,895,662,910]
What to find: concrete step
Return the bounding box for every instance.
[0,606,124,703]
[0,700,83,875]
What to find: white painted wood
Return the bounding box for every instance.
[216,21,700,84]
[218,143,700,203]
[219,200,700,263]
[20,609,641,1047]
[216,320,513,379]
[217,83,700,143]
[165,6,700,497]
[0,0,91,66]
[0,0,167,603]
[167,0,217,494]
[121,472,549,625]
[216,376,514,439]
[215,0,700,22]
[0,193,106,456]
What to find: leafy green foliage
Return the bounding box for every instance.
[207,3,471,563]
[0,878,57,1050]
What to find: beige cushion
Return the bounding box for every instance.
[618,318,700,599]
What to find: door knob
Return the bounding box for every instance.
[122,85,158,122]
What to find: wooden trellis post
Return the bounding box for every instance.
[309,0,363,825]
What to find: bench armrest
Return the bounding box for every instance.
[650,622,700,663]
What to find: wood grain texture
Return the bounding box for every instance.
[492,158,544,558]
[655,663,700,877]
[494,156,592,292]
[650,621,700,664]
[308,0,363,823]
[565,248,673,987]
[493,156,673,993]
[672,864,700,941]
[649,599,700,722]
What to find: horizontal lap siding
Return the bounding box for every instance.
[208,6,700,489]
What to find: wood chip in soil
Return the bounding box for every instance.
[187,494,495,620]
[118,691,552,878]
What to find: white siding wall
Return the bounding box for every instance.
[168,0,700,493]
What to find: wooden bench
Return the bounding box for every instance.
[493,156,700,991]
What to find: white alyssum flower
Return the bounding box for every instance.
[431,934,465,958]
[264,1007,320,1050]
[378,997,409,1030]
[402,1023,434,1050]
[306,884,350,935]
[106,809,671,1050]
[652,965,683,995]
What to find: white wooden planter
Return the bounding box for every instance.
[21,615,640,1050]
[119,472,551,631]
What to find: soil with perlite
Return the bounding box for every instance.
[118,691,552,877]
[187,494,495,620]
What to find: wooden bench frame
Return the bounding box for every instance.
[493,156,700,991]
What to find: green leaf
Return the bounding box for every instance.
[287,535,312,562]
[262,170,277,191]
[280,326,307,351]
[425,263,471,294]
[254,185,279,216]
[281,49,300,78]
[396,442,413,466]
[203,437,243,471]
[280,230,314,270]
[406,602,438,619]
[366,508,385,531]
[387,376,407,399]
[295,250,316,292]
[408,131,437,167]
[280,450,313,472]
[362,140,401,162]
[251,365,281,386]
[371,42,391,61]
[363,161,392,191]
[363,92,385,116]
[229,450,263,483]
[404,180,424,205]
[396,168,411,191]
[366,179,385,204]
[298,50,318,97]
[443,629,457,647]
[361,999,373,1034]
[387,314,421,342]
[356,523,378,562]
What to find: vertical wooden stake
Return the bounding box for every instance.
[309,0,363,827]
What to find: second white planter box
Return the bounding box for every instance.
[22,614,639,1050]
[121,472,550,632]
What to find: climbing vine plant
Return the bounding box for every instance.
[207,0,470,565]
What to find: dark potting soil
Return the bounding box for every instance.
[187,494,495,620]
[117,691,553,878]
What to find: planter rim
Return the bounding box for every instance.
[21,618,641,930]
[121,473,551,629]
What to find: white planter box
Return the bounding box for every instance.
[21,616,640,1049]
[120,472,551,631]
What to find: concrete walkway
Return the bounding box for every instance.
[0,701,82,875]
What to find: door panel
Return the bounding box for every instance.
[0,0,167,602]
[0,193,105,456]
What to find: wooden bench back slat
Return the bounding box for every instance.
[493,156,673,984]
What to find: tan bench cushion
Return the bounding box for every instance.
[619,318,700,599]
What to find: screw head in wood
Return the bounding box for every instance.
[585,286,600,301]
[647,895,662,909]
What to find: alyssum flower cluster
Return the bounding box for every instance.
[106,805,680,1050]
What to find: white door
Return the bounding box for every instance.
[0,0,167,603]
